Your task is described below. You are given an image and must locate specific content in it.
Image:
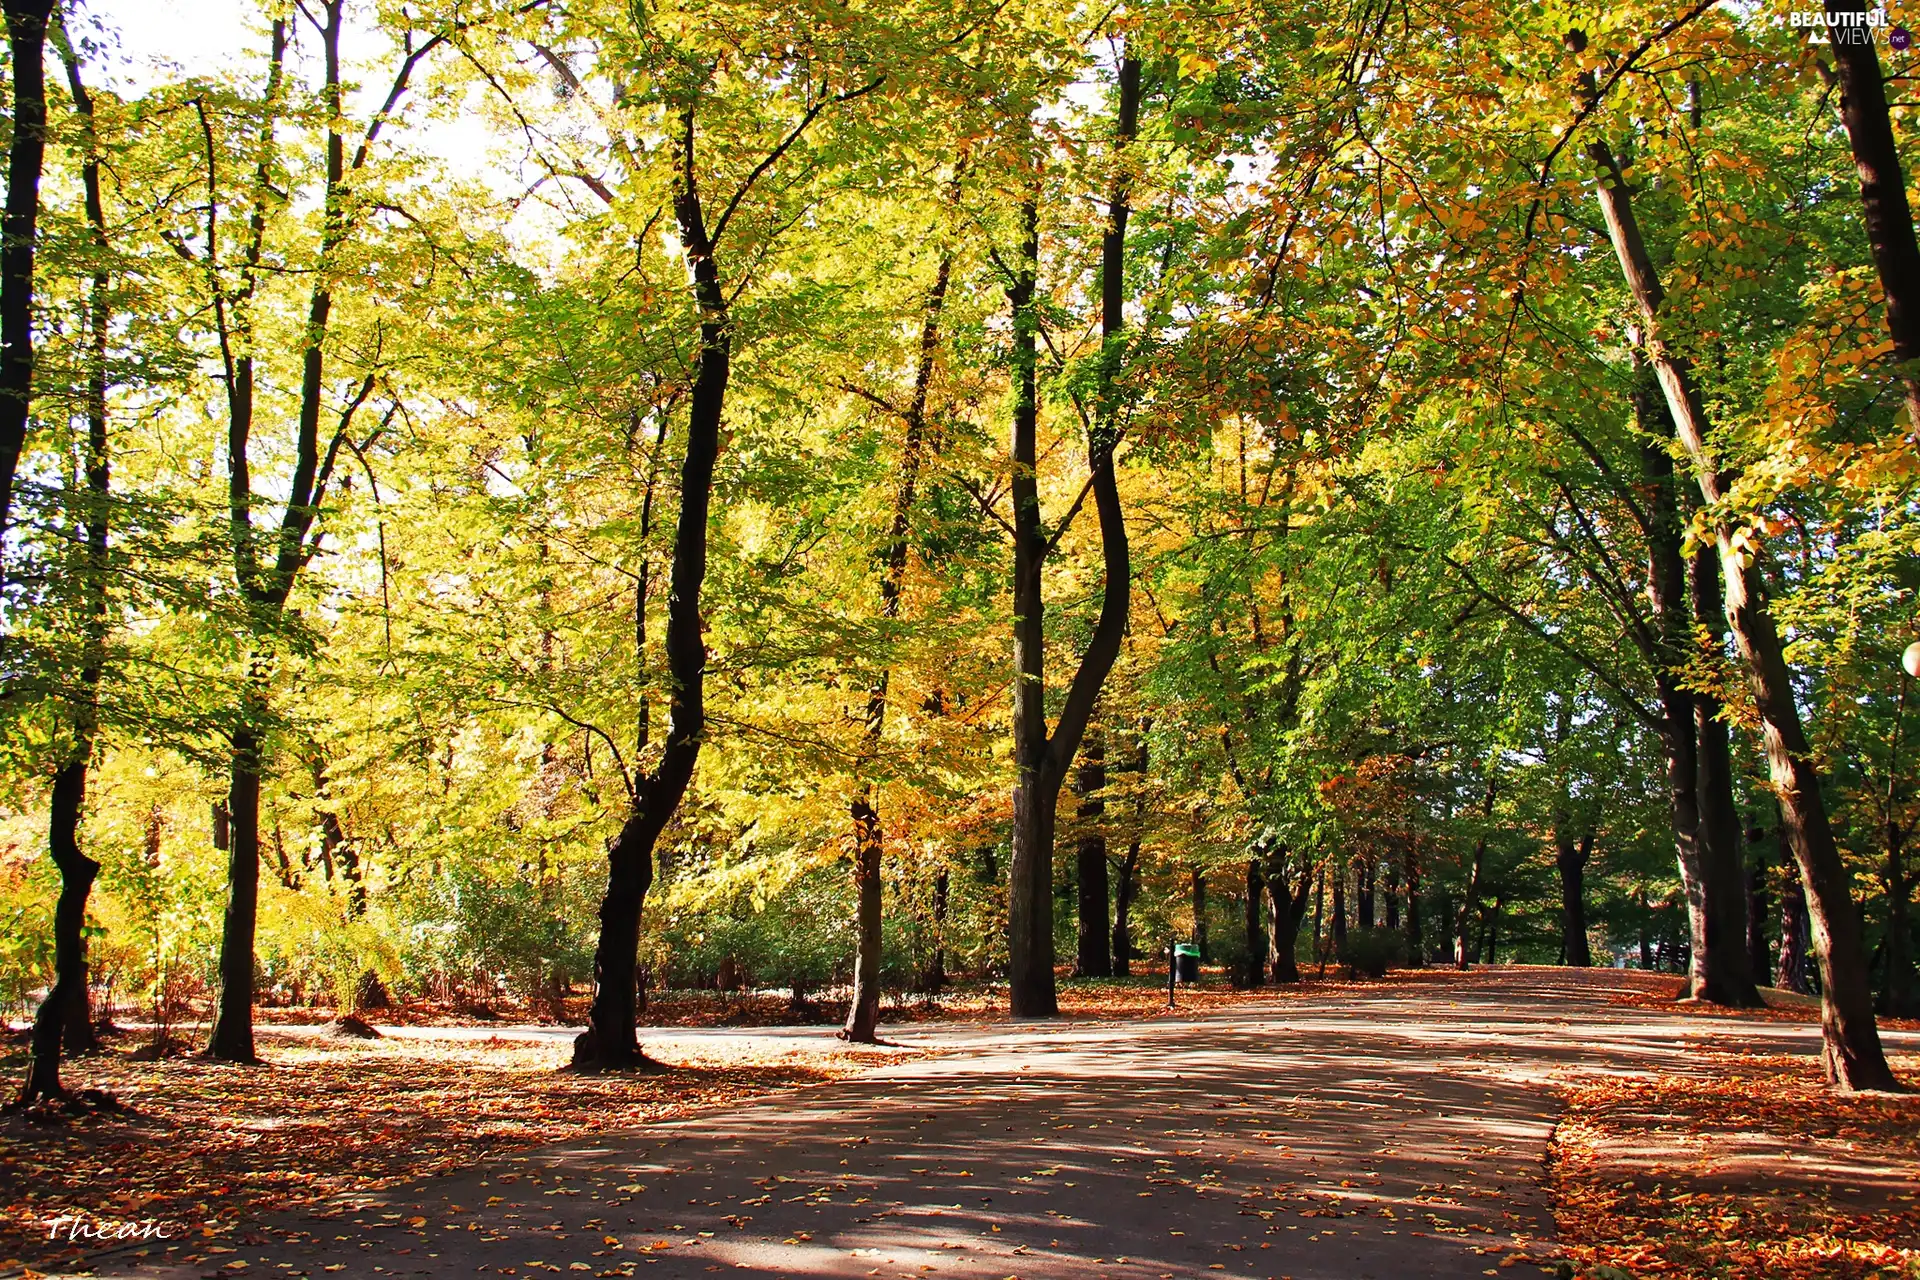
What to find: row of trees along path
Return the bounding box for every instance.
[0,0,1913,1111]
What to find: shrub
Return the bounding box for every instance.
[1337,926,1405,979]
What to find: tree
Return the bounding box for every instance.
[1004,49,1139,1018]
[844,218,953,1042]
[1579,33,1895,1090]
[0,0,54,545]
[546,1,890,1066]
[195,2,460,1063]
[9,12,111,1109]
[1822,0,1920,427]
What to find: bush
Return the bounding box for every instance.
[396,861,597,1009]
[1337,927,1405,979]
[653,869,853,1001]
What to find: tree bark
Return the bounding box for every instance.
[1006,56,1138,1017]
[844,242,951,1043]
[1111,840,1138,976]
[1689,546,1762,1006]
[921,867,948,993]
[207,724,263,1063]
[1265,852,1312,984]
[1879,817,1917,1016]
[1778,863,1814,994]
[1636,376,1719,1002]
[206,8,390,1061]
[844,801,884,1040]
[0,0,54,544]
[202,17,288,1065]
[13,762,99,1106]
[1331,864,1347,951]
[1006,191,1055,1017]
[1639,887,1655,970]
[576,108,728,1069]
[1111,733,1146,977]
[1590,130,1896,1088]
[1878,676,1917,1016]
[1312,866,1324,970]
[1073,725,1111,978]
[1455,777,1494,968]
[41,28,109,1066]
[1558,830,1592,967]
[1190,868,1209,961]
[1402,835,1424,967]
[1240,858,1263,987]
[1823,0,1920,425]
[1746,824,1772,989]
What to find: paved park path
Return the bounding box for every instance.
[68,970,1904,1280]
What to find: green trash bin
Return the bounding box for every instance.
[1173,943,1201,984]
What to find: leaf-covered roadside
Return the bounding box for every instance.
[1605,987,1920,1035]
[238,971,1381,1032]
[1548,1053,1920,1279]
[0,1031,915,1275]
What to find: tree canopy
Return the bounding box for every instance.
[2,0,1916,1098]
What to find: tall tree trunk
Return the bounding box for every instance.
[1311,866,1324,970]
[1778,862,1814,994]
[1637,376,1719,1002]
[1590,128,1896,1089]
[1190,868,1209,961]
[1006,191,1055,1017]
[206,7,392,1062]
[1006,56,1138,1016]
[203,16,290,1066]
[844,245,951,1043]
[1558,831,1592,967]
[1073,725,1111,977]
[1690,545,1763,1006]
[44,29,109,1064]
[1264,855,1283,980]
[1747,824,1772,991]
[1112,734,1146,977]
[12,762,99,1107]
[575,109,728,1069]
[1879,818,1918,1016]
[1357,858,1375,929]
[1331,865,1347,951]
[1456,778,1494,968]
[922,867,948,993]
[1111,842,1138,976]
[1639,887,1655,969]
[1879,675,1918,1016]
[1266,853,1312,984]
[1240,858,1264,987]
[844,800,884,1038]
[1313,871,1328,971]
[1824,0,1920,426]
[0,0,53,543]
[1403,835,1424,967]
[208,724,264,1063]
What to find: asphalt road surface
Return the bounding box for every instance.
[61,970,1887,1280]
